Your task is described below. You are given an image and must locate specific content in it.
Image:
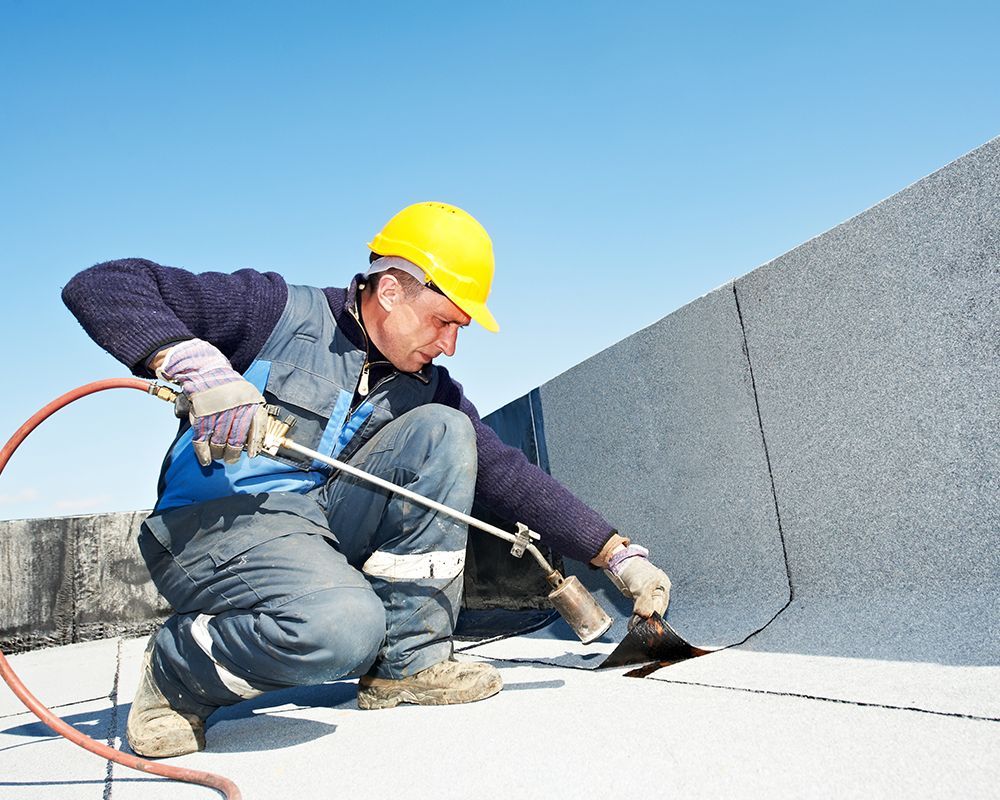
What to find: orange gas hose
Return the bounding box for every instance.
[0,378,241,799]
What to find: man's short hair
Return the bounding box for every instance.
[365,262,425,299]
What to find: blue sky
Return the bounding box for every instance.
[1,1,998,520]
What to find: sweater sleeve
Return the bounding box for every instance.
[62,258,289,375]
[434,368,615,564]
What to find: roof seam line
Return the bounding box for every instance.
[0,696,109,720]
[102,637,123,800]
[652,677,1000,723]
[726,283,795,651]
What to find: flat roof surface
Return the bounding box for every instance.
[2,631,998,799]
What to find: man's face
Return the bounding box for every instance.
[379,285,471,372]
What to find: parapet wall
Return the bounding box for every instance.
[0,511,167,652]
[513,135,999,671]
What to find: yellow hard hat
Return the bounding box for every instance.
[367,202,499,333]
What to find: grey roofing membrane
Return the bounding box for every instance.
[2,138,999,797]
[470,138,999,701]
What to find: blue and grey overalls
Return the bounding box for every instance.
[138,284,477,713]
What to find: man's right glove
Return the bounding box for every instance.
[156,338,268,466]
[603,544,671,624]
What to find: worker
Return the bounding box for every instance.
[62,202,671,759]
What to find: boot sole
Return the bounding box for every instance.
[126,717,206,759]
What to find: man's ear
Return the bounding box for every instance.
[375,274,404,312]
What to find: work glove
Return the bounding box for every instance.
[156,338,268,466]
[604,545,671,625]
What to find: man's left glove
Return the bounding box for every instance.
[604,545,671,622]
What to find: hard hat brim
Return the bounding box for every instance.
[454,297,500,334]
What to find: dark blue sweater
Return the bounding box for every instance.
[62,258,614,563]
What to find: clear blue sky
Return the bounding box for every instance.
[1,1,998,521]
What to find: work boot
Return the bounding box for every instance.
[356,659,502,710]
[125,638,209,758]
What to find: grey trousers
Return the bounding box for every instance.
[138,405,477,713]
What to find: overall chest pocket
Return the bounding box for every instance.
[264,360,348,452]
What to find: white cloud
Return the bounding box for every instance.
[0,487,41,505]
[53,494,115,513]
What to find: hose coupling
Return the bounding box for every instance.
[147,382,180,404]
